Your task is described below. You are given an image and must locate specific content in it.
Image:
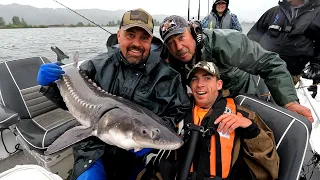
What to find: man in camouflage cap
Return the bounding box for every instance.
[174,60,279,180]
[187,60,221,80]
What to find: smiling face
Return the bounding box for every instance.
[190,68,223,109]
[117,26,152,64]
[166,28,196,63]
[216,2,227,14]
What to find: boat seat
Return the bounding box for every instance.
[251,75,275,103]
[235,95,312,180]
[0,57,77,151]
[0,103,20,130]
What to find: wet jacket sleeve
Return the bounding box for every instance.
[204,29,298,106]
[157,72,192,128]
[201,15,211,29]
[230,14,242,32]
[40,84,68,110]
[238,106,279,180]
[79,52,112,79]
[307,12,320,57]
[247,7,277,42]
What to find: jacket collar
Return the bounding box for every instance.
[279,0,318,11]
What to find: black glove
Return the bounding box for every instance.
[302,58,320,79]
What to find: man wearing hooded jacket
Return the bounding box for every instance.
[201,0,242,32]
[247,0,320,95]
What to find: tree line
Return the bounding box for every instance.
[0,16,47,28]
[105,19,162,27]
[0,16,162,29]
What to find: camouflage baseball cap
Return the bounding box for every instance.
[120,8,154,36]
[160,15,189,42]
[187,61,220,82]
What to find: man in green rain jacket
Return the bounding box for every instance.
[159,15,314,123]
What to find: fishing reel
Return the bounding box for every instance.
[189,20,203,46]
[300,151,320,180]
[188,20,203,66]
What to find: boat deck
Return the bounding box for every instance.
[0,151,28,173]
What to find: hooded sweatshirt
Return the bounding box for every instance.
[201,0,242,32]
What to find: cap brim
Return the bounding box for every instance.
[163,27,187,42]
[215,0,227,4]
[186,67,218,83]
[186,67,197,80]
[121,24,153,36]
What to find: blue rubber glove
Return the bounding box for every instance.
[130,148,152,157]
[37,62,65,86]
[77,158,106,180]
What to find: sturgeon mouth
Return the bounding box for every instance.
[135,140,184,150]
[132,131,184,150]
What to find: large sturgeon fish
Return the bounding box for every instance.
[44,63,183,155]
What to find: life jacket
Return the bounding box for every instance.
[190,98,239,180]
[265,6,294,37]
[208,11,232,29]
[267,2,320,37]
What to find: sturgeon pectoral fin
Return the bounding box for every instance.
[44,126,93,155]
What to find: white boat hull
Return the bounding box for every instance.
[297,78,320,154]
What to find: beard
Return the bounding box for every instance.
[125,45,145,64]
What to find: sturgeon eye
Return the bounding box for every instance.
[142,129,147,134]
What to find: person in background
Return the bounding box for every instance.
[201,0,242,32]
[247,0,320,97]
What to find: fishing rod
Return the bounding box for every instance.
[296,83,320,89]
[299,78,320,122]
[188,0,190,21]
[198,0,200,20]
[208,0,210,15]
[51,0,112,34]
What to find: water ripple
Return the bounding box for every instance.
[0,25,255,62]
[0,27,122,62]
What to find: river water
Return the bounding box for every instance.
[0,24,254,63]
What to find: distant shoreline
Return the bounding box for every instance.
[0,25,47,29]
[0,25,121,29]
[0,23,255,30]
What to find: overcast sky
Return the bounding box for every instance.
[1,0,280,21]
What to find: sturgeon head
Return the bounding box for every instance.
[44,64,183,155]
[96,106,183,151]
